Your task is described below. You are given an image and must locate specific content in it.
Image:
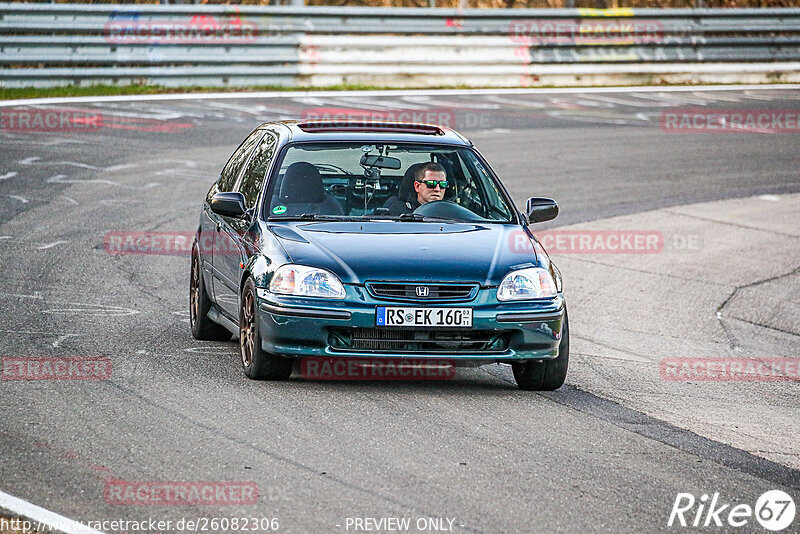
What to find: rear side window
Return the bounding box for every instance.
[218,129,263,192]
[237,133,278,210]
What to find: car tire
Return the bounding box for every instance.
[239,277,293,381]
[190,251,232,341]
[512,309,569,391]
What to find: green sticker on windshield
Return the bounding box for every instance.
[272,205,287,215]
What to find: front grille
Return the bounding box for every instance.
[329,328,509,353]
[366,282,478,302]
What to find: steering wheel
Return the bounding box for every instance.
[412,200,484,222]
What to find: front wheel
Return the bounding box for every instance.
[512,310,569,391]
[239,278,293,381]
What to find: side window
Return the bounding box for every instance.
[237,133,278,210]
[218,129,263,192]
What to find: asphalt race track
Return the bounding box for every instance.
[0,86,799,533]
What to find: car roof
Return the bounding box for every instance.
[260,120,472,146]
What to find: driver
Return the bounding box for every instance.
[387,162,448,215]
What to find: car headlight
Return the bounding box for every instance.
[269,264,346,299]
[497,267,557,301]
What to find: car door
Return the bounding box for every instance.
[214,131,278,319]
[210,128,264,317]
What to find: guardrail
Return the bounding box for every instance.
[1,4,799,88]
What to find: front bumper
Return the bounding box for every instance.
[255,286,565,362]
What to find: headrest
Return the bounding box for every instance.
[279,162,325,204]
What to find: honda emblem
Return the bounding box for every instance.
[416,286,430,297]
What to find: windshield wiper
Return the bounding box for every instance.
[270,214,357,221]
[397,213,465,223]
[271,213,468,223]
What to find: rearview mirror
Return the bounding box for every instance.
[210,192,247,218]
[360,154,402,169]
[525,197,559,223]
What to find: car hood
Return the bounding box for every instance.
[267,221,539,286]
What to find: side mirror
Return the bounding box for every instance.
[210,192,247,218]
[525,197,559,223]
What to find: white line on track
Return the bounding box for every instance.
[103,163,138,172]
[52,333,78,348]
[37,240,68,250]
[0,172,17,180]
[400,95,501,109]
[19,157,99,170]
[0,489,105,534]
[578,94,663,108]
[626,92,706,106]
[0,329,79,336]
[46,174,160,190]
[482,95,545,108]
[0,84,797,108]
[327,96,429,110]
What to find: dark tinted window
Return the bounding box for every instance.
[237,133,278,210]
[218,129,263,192]
[266,143,514,222]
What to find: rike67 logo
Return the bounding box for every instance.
[668,490,795,531]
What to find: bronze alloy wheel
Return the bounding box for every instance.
[190,255,200,328]
[189,250,231,342]
[238,278,293,380]
[240,287,256,368]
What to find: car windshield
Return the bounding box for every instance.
[263,142,515,222]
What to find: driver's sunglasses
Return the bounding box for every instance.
[418,180,448,189]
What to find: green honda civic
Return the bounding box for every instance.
[190,120,568,390]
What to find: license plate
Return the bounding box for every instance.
[376,307,472,328]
